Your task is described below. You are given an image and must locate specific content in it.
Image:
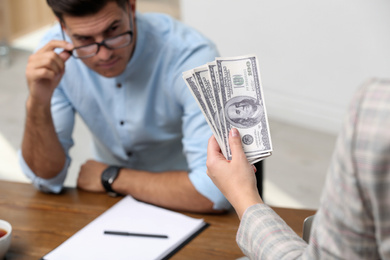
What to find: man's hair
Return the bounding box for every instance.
[46,0,128,22]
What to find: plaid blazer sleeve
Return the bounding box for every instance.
[237,78,390,259]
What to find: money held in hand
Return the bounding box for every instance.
[182,54,273,164]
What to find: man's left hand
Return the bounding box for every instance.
[77,160,108,192]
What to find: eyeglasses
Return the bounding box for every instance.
[68,31,133,59]
[62,4,134,59]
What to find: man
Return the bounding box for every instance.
[20,0,229,213]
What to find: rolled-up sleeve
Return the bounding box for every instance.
[174,43,230,210]
[183,106,230,210]
[18,85,75,193]
[18,150,70,193]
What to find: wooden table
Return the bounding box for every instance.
[0,181,315,259]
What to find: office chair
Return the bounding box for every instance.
[252,161,315,244]
[253,160,264,198]
[302,215,315,243]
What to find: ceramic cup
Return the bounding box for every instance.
[0,220,12,260]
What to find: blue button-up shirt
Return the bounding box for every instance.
[19,12,230,210]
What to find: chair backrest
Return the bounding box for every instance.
[253,160,264,198]
[302,215,315,243]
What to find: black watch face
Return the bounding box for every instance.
[102,167,116,189]
[102,166,121,194]
[102,170,113,183]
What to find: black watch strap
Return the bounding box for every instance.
[101,166,122,196]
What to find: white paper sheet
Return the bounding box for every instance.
[43,196,207,260]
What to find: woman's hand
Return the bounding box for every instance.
[207,128,263,219]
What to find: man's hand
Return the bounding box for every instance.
[25,40,73,106]
[77,160,108,192]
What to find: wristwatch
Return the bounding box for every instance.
[101,166,122,197]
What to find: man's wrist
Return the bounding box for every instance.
[26,95,52,109]
[101,165,122,197]
[26,97,53,123]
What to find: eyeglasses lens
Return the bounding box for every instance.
[73,32,132,59]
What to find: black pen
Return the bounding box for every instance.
[104,230,169,239]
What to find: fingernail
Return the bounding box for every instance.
[231,128,239,137]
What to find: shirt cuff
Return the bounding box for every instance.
[18,150,70,193]
[237,203,306,259]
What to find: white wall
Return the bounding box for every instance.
[181,0,390,134]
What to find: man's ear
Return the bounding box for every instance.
[129,0,136,13]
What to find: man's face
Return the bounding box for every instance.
[227,101,256,120]
[62,1,135,77]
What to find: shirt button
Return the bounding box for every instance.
[127,151,133,156]
[116,83,122,88]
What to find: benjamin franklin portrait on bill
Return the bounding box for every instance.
[224,96,263,128]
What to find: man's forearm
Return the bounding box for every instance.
[112,169,223,213]
[22,98,66,179]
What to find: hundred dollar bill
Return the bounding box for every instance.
[207,61,230,157]
[193,65,224,143]
[182,71,227,157]
[216,54,272,160]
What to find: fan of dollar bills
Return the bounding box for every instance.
[182,54,273,164]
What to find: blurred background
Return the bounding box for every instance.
[1,0,389,210]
